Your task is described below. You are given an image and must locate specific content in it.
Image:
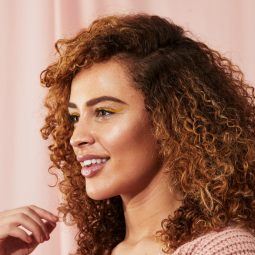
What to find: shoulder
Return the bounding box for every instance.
[173,226,255,255]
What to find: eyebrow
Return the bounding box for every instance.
[68,96,128,109]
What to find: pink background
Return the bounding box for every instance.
[0,0,254,254]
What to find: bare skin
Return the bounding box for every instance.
[111,169,180,255]
[69,60,182,255]
[0,205,58,255]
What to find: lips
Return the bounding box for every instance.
[77,154,110,162]
[81,159,109,178]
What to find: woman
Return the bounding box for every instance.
[1,13,255,255]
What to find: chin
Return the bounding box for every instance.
[86,192,110,201]
[85,183,117,201]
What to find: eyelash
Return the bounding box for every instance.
[68,114,79,124]
[68,108,114,124]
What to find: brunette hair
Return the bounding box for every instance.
[40,13,255,254]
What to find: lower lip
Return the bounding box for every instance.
[81,160,109,178]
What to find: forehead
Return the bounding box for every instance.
[69,60,145,108]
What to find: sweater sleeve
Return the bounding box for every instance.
[173,227,255,255]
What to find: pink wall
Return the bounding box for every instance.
[0,1,254,254]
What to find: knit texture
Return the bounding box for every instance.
[171,226,255,255]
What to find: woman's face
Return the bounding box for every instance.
[69,60,163,200]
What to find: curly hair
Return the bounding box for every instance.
[40,13,255,254]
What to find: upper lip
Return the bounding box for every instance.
[77,154,110,162]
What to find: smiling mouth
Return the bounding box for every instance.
[81,159,109,178]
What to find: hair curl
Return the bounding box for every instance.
[40,13,255,254]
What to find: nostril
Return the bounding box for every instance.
[70,140,84,147]
[70,137,95,147]
[79,141,89,146]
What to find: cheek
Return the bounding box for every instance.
[103,118,162,194]
[100,115,160,165]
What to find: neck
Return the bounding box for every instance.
[121,169,182,244]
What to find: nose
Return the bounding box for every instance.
[69,120,95,148]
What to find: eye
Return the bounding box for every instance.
[67,113,79,124]
[95,108,114,117]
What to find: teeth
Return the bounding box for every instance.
[81,158,108,167]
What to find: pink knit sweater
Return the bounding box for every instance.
[169,226,255,255]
